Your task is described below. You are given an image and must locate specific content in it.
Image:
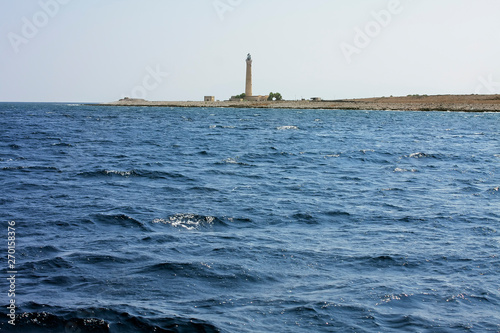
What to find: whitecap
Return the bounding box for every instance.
[153,214,216,230]
[394,168,417,173]
[222,157,239,164]
[276,126,299,130]
[210,125,236,129]
[408,152,433,159]
[104,170,133,177]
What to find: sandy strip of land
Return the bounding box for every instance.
[96,95,500,112]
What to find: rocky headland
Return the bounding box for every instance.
[97,95,500,112]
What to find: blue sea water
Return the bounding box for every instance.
[0,103,499,332]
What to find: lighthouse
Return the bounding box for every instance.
[245,53,253,97]
[230,53,268,101]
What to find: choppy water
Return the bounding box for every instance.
[0,103,499,332]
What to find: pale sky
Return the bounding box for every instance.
[1,0,499,102]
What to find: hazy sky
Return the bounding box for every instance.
[1,0,500,102]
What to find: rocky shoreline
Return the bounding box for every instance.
[96,95,500,112]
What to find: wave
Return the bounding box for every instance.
[1,165,61,172]
[51,142,73,147]
[276,125,299,130]
[189,186,220,193]
[21,256,74,273]
[78,169,191,180]
[23,245,61,257]
[238,150,297,163]
[152,214,253,230]
[142,260,273,285]
[0,304,219,333]
[376,313,429,331]
[342,254,419,269]
[394,167,418,173]
[406,152,440,159]
[324,154,341,158]
[469,226,497,236]
[322,210,351,218]
[486,186,499,195]
[93,214,150,231]
[209,124,236,129]
[153,214,226,230]
[0,157,26,162]
[217,157,254,166]
[286,210,352,225]
[291,212,318,224]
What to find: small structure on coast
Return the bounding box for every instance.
[204,96,215,102]
[230,53,269,102]
[119,97,146,103]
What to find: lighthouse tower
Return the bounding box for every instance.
[245,53,253,97]
[230,53,268,101]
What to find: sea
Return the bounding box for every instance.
[0,103,498,332]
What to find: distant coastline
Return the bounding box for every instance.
[95,94,500,112]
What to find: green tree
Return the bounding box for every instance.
[268,92,283,101]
